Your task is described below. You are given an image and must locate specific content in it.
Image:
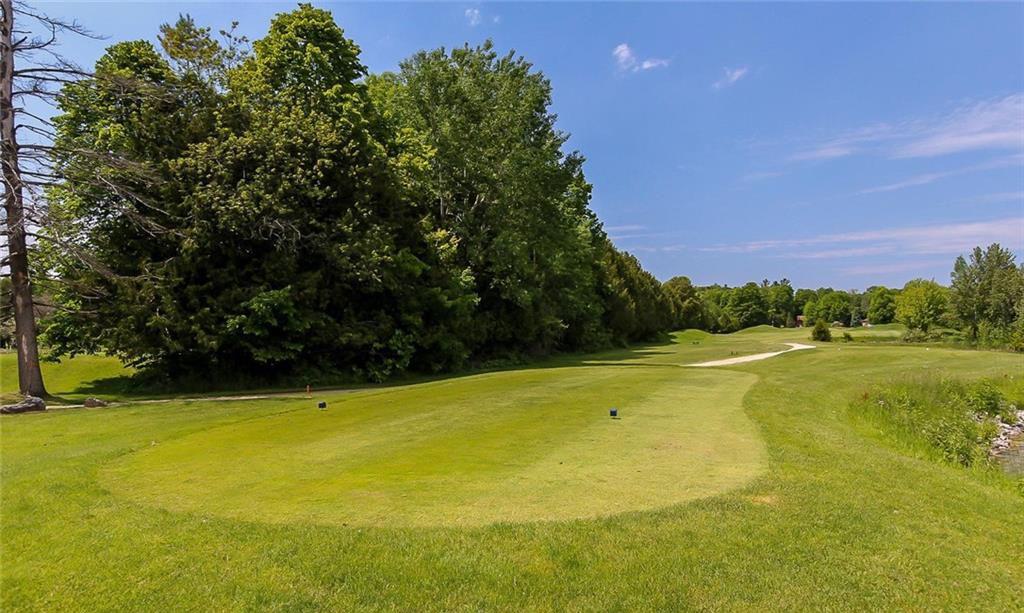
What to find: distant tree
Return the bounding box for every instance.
[663,276,705,330]
[815,291,851,324]
[793,288,816,316]
[867,287,897,324]
[895,279,948,332]
[950,244,1023,340]
[766,280,794,327]
[727,282,769,329]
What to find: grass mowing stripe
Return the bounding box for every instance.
[102,365,766,526]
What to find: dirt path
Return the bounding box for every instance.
[687,342,815,367]
[47,392,314,411]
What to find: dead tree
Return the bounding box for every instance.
[1,0,97,396]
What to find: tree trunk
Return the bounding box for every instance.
[1,0,47,397]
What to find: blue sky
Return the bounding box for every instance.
[40,2,1024,289]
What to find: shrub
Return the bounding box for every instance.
[842,332,853,342]
[811,319,831,342]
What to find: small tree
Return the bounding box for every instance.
[811,318,831,342]
[896,279,948,333]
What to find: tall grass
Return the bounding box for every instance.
[850,375,1022,471]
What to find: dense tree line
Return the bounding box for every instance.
[662,243,1023,352]
[39,6,674,382]
[662,277,878,333]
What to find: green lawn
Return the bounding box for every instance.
[2,328,1022,610]
[0,352,135,403]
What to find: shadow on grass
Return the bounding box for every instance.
[55,337,685,402]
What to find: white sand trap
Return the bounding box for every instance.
[688,343,815,367]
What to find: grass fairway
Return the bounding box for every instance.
[104,366,764,527]
[2,328,1023,610]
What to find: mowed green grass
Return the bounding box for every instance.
[105,366,764,527]
[2,328,1023,610]
[0,352,133,402]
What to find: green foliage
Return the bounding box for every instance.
[663,276,705,330]
[805,290,852,325]
[867,287,897,324]
[726,282,769,329]
[950,243,1024,347]
[44,7,672,381]
[895,279,948,333]
[811,319,832,342]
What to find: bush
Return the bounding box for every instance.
[842,332,853,342]
[811,319,832,342]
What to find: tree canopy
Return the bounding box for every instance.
[42,6,673,383]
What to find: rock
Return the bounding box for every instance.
[83,397,108,408]
[0,396,47,414]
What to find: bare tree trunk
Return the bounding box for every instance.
[2,0,47,396]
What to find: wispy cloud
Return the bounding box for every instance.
[700,217,1024,257]
[712,66,748,90]
[628,244,687,253]
[857,154,1022,195]
[742,171,784,182]
[783,246,897,260]
[859,172,950,194]
[605,224,647,233]
[790,144,857,162]
[972,191,1024,204]
[894,95,1024,158]
[613,43,669,73]
[840,259,951,277]
[638,58,671,70]
[464,8,481,26]
[791,93,1024,162]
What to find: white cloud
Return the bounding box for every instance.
[613,43,669,73]
[893,94,1024,158]
[791,93,1024,162]
[857,154,1022,194]
[840,259,951,277]
[700,217,1024,257]
[712,66,748,90]
[742,171,784,182]
[465,8,481,26]
[628,244,687,253]
[781,246,897,260]
[789,145,856,162]
[972,191,1024,204]
[641,58,670,70]
[859,172,950,194]
[605,224,647,233]
[612,43,637,71]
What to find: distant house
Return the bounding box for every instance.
[795,315,806,327]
